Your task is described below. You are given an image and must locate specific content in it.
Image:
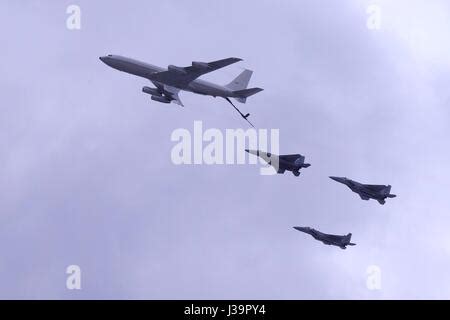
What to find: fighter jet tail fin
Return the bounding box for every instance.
[232,88,264,103]
[384,185,396,199]
[385,185,393,194]
[345,233,356,246]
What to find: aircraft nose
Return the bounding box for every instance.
[293,226,308,232]
[99,55,114,64]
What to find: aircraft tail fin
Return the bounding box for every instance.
[226,69,263,103]
[345,233,356,246]
[226,69,253,91]
[385,185,392,193]
[386,185,396,198]
[232,88,264,103]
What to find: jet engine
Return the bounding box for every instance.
[142,86,161,96]
[151,95,170,104]
[192,61,210,69]
[168,65,187,74]
[294,157,310,168]
[294,158,303,167]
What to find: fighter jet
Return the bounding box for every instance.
[99,55,263,126]
[329,176,396,205]
[245,149,310,176]
[293,227,356,249]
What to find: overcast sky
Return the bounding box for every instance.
[1,0,450,299]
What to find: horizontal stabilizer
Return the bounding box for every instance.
[233,87,264,103]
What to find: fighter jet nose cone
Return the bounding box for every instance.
[294,226,312,235]
[245,149,249,153]
[329,176,346,184]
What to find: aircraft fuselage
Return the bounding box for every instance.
[293,227,354,249]
[99,55,235,98]
[329,176,396,204]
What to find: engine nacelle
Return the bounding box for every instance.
[294,158,304,167]
[151,95,170,104]
[192,61,210,69]
[142,86,161,96]
[168,65,187,74]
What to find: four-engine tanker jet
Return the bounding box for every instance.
[245,149,310,176]
[293,227,356,249]
[329,176,396,205]
[99,55,263,126]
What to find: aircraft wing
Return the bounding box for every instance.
[148,57,242,88]
[365,184,388,192]
[359,194,370,200]
[325,235,345,242]
[152,82,184,106]
[163,85,183,106]
[279,154,303,163]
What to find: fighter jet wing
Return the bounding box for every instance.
[320,234,348,247]
[364,184,388,192]
[359,194,370,200]
[148,57,242,88]
[279,154,304,163]
[325,235,344,242]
